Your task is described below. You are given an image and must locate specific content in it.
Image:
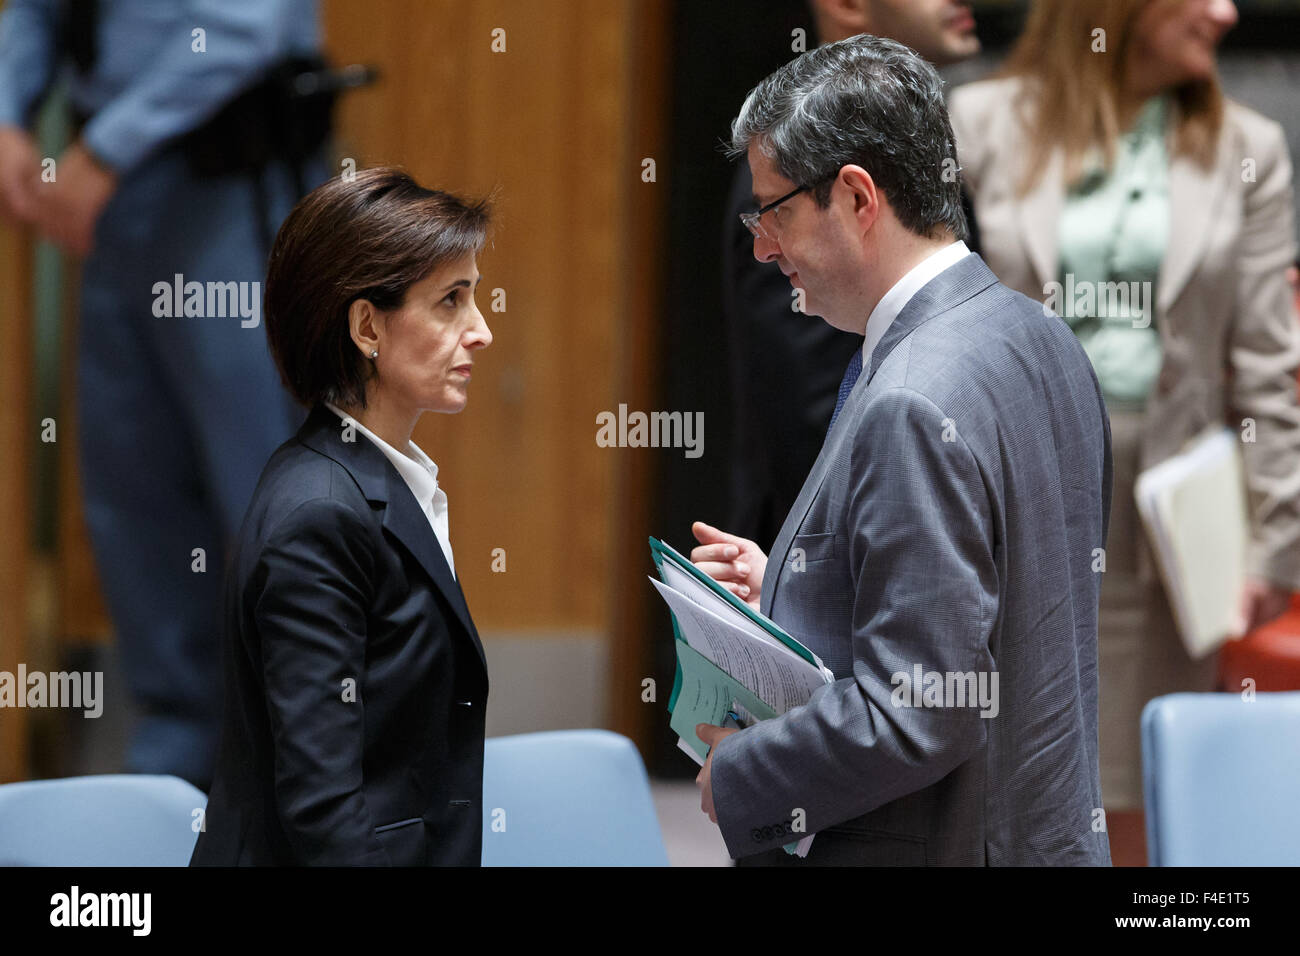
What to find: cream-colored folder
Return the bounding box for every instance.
[1134,426,1249,659]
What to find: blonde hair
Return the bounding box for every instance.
[998,0,1223,195]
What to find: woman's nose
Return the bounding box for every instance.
[470,308,492,348]
[1209,0,1238,29]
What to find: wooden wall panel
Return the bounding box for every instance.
[605,1,671,759]
[0,221,32,782]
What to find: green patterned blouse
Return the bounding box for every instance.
[1057,95,1170,406]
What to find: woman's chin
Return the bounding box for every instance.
[428,391,469,414]
[1176,51,1217,84]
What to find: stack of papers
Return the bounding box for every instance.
[1134,426,1249,659]
[649,537,834,857]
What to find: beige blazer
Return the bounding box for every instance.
[950,75,1300,592]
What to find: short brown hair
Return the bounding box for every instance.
[265,166,492,408]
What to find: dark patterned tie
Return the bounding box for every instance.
[828,348,864,432]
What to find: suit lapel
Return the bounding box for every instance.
[1158,101,1230,314]
[297,404,487,672]
[762,429,838,617]
[380,471,486,669]
[1017,147,1065,294]
[761,255,999,616]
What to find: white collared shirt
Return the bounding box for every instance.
[862,240,971,370]
[325,402,455,578]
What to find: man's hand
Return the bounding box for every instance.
[0,124,41,225]
[691,521,767,610]
[694,722,740,824]
[1239,577,1293,635]
[31,140,118,257]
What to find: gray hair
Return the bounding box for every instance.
[729,33,968,241]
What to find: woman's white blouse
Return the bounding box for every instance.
[325,402,455,577]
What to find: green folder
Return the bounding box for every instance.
[650,536,827,857]
[649,536,829,718]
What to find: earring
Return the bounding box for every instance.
[370,350,378,359]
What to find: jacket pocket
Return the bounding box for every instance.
[374,816,423,833]
[374,816,427,866]
[789,531,839,566]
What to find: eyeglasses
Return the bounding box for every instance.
[739,184,811,241]
[740,171,839,240]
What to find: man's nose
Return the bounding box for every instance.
[752,232,781,263]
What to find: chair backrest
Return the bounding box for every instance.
[0,774,206,866]
[1,735,670,866]
[481,729,669,866]
[1142,691,1300,866]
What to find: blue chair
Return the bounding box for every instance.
[0,774,207,866]
[1141,691,1300,866]
[481,729,669,866]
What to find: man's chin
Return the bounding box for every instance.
[800,293,857,333]
[796,293,823,320]
[817,311,865,336]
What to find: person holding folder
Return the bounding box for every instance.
[191,167,493,866]
[691,35,1113,865]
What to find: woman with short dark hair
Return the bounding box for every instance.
[191,166,493,866]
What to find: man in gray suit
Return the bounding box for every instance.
[690,34,1113,865]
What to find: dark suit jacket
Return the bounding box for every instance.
[190,403,489,866]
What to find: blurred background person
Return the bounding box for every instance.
[949,0,1300,850]
[193,169,492,866]
[723,0,982,554]
[0,0,330,790]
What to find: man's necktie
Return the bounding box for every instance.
[828,348,864,432]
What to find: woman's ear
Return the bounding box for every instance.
[348,298,381,358]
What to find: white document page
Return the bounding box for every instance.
[650,577,829,713]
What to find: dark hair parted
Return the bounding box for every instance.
[729,33,968,241]
[265,166,492,409]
